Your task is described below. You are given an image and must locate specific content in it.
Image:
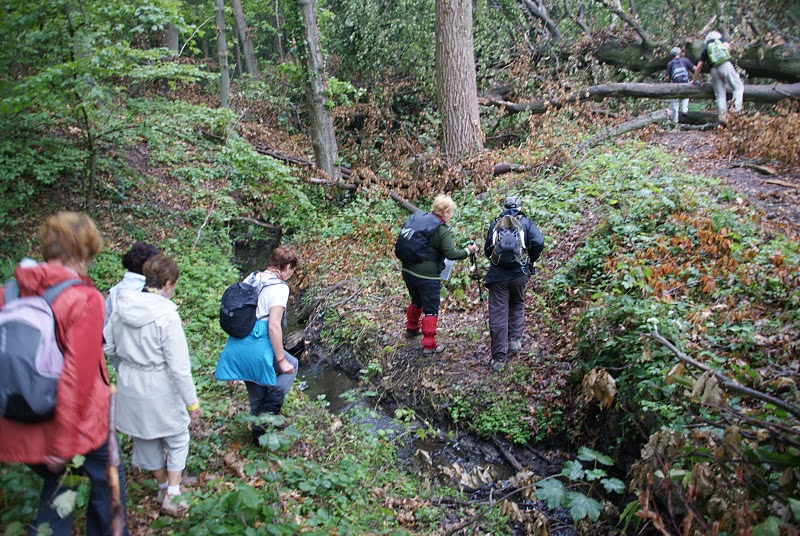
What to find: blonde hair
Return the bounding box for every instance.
[431,195,456,218]
[39,211,102,263]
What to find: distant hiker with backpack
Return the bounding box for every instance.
[105,241,160,326]
[0,212,130,535]
[215,246,300,443]
[103,254,200,517]
[692,30,743,117]
[665,46,695,123]
[484,197,544,372]
[395,195,479,356]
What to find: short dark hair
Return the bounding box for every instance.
[143,254,180,289]
[268,246,300,271]
[122,242,160,274]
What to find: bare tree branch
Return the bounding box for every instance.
[650,330,800,420]
[521,0,563,42]
[594,0,655,46]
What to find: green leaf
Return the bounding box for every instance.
[752,516,783,536]
[565,491,602,522]
[600,477,625,493]
[561,460,584,480]
[789,498,800,521]
[51,489,77,519]
[576,447,614,466]
[534,478,566,509]
[584,468,606,481]
[259,432,283,451]
[4,521,25,536]
[238,485,260,510]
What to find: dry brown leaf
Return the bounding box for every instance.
[582,367,617,409]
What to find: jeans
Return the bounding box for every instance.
[245,351,299,433]
[402,271,441,316]
[29,440,129,536]
[487,275,529,358]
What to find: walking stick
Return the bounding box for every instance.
[107,386,124,536]
[469,240,488,329]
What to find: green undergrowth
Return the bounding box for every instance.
[300,139,799,532]
[0,225,485,534]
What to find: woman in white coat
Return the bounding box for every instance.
[103,254,200,517]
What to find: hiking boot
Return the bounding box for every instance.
[161,494,189,517]
[272,416,291,430]
[509,339,522,353]
[489,353,507,372]
[422,344,446,357]
[157,489,166,504]
[405,328,422,338]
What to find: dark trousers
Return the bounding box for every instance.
[487,275,529,358]
[30,440,129,536]
[402,271,441,316]
[245,351,299,434]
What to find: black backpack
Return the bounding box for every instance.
[489,215,528,268]
[219,275,286,338]
[394,211,442,265]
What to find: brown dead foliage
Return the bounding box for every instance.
[716,101,800,166]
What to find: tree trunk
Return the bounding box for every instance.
[231,21,243,78]
[231,20,244,78]
[275,0,285,62]
[483,82,800,114]
[596,39,800,82]
[435,0,484,162]
[298,0,341,180]
[160,24,179,59]
[230,0,261,78]
[215,0,230,109]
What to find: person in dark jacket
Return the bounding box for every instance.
[483,197,544,371]
[398,195,478,356]
[665,46,695,123]
[0,212,130,535]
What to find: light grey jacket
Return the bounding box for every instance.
[103,289,198,440]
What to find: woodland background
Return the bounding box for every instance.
[0,0,799,534]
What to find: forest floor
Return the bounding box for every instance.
[649,128,800,229]
[303,124,800,474]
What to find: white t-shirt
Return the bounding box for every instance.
[245,271,289,319]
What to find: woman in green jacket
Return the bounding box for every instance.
[398,195,478,356]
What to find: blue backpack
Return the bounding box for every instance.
[0,278,85,422]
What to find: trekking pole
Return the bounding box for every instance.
[469,240,488,329]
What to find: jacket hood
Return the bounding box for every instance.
[13,259,91,295]
[114,290,177,328]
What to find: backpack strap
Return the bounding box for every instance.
[42,279,87,305]
[3,278,20,303]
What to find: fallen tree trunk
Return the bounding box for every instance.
[482,82,800,114]
[596,39,800,82]
[575,109,669,153]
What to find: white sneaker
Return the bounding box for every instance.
[509,339,522,353]
[161,493,189,517]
